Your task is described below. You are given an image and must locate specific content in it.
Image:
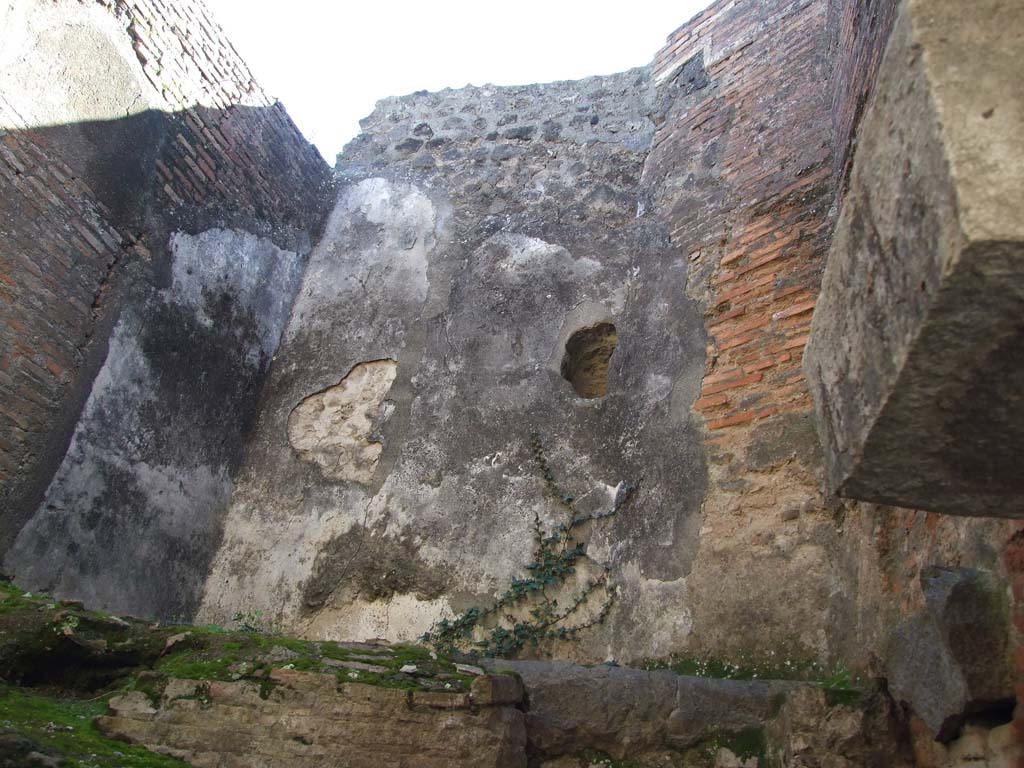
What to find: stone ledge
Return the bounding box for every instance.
[805,0,1024,516]
[98,673,527,768]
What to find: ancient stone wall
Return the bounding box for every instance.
[195,0,1011,679]
[197,70,715,659]
[643,0,844,662]
[644,0,1018,688]
[193,0,1004,676]
[99,671,527,768]
[90,0,330,235]
[0,111,141,549]
[0,0,332,617]
[0,0,161,553]
[2,4,1018,743]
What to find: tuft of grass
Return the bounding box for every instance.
[576,749,645,767]
[640,653,866,706]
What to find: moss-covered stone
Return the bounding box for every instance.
[0,686,187,767]
[0,581,475,704]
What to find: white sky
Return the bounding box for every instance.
[203,1,713,164]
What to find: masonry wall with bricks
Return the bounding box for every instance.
[640,0,856,662]
[93,0,331,236]
[0,0,331,611]
[644,0,1019,693]
[0,109,132,545]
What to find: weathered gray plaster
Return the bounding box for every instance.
[198,71,710,660]
[805,0,1024,516]
[5,229,305,618]
[168,230,303,366]
[0,0,155,126]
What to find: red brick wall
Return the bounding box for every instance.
[649,0,898,442]
[96,0,330,231]
[648,0,1019,706]
[0,0,330,546]
[0,122,142,490]
[639,0,856,662]
[649,0,834,439]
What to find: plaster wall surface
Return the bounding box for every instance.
[192,0,1021,674]
[5,229,305,618]
[198,72,711,660]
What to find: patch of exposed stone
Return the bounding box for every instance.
[486,660,908,766]
[287,359,398,484]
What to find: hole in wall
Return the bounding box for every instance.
[561,322,618,399]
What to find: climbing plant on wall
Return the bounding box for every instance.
[422,433,635,658]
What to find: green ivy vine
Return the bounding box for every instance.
[422,433,635,658]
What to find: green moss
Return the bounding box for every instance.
[258,679,277,700]
[824,687,863,706]
[156,655,238,681]
[250,635,310,654]
[0,686,187,767]
[0,582,24,599]
[317,641,351,661]
[0,580,473,699]
[120,674,167,706]
[151,629,471,693]
[333,670,420,690]
[388,645,435,666]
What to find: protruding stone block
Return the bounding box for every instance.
[471,674,525,707]
[805,0,1024,516]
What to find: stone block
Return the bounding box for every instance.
[97,676,527,767]
[106,692,156,719]
[470,674,525,707]
[886,567,1013,740]
[411,690,471,709]
[805,0,1024,516]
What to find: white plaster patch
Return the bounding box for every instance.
[168,229,304,366]
[285,178,437,344]
[484,233,601,281]
[620,563,694,658]
[196,485,372,627]
[287,360,398,484]
[646,373,675,402]
[0,0,157,127]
